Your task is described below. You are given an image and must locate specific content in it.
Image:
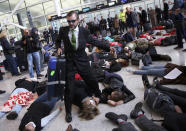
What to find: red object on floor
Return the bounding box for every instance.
[0,65,4,67]
[153,26,164,30]
[75,73,83,80]
[109,41,122,47]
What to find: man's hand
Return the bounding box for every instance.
[57,48,62,56]
[107,100,117,106]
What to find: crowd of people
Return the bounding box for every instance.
[0,0,186,131]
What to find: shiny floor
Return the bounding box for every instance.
[0,44,186,131]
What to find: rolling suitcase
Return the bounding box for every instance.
[47,56,66,100]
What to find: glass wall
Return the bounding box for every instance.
[0,0,163,40]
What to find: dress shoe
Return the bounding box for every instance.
[0,90,6,94]
[65,113,72,123]
[174,46,183,49]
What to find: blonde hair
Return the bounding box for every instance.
[79,98,100,120]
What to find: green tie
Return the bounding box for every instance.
[71,29,76,49]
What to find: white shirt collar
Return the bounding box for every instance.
[70,26,79,32]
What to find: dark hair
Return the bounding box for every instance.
[67,11,79,19]
[110,91,124,102]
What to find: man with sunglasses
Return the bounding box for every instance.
[56,11,114,123]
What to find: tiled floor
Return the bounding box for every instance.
[0,44,186,131]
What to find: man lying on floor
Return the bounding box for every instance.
[19,92,61,131]
[99,71,135,106]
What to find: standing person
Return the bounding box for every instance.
[22,29,43,78]
[139,7,148,31]
[49,26,54,44]
[174,8,185,50]
[99,16,107,31]
[43,29,49,44]
[149,7,157,28]
[155,5,162,25]
[107,13,114,35]
[114,14,119,35]
[126,8,138,38]
[163,0,169,20]
[56,11,114,123]
[0,29,20,76]
[119,9,126,33]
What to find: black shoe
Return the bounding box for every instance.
[6,111,18,120]
[142,75,152,89]
[12,73,21,76]
[174,46,183,49]
[153,77,160,87]
[37,74,44,78]
[105,112,127,124]
[123,95,135,103]
[182,49,186,52]
[0,90,6,94]
[66,113,72,123]
[130,102,144,119]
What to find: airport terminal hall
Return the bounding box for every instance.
[0,0,186,131]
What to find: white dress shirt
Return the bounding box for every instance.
[68,26,79,50]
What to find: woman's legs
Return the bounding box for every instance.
[134,68,166,77]
[141,65,165,70]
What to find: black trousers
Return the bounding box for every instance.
[163,112,186,131]
[157,84,186,112]
[135,115,167,131]
[64,59,101,114]
[176,26,185,48]
[115,115,166,131]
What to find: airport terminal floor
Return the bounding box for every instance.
[0,43,186,131]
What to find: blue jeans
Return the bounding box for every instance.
[0,88,28,119]
[34,92,59,109]
[27,51,41,78]
[4,54,18,75]
[134,65,166,77]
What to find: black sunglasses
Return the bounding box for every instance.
[67,20,76,23]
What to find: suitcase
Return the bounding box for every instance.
[47,56,66,100]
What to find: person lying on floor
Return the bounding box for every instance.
[0,78,46,120]
[141,75,186,131]
[19,92,61,131]
[71,80,100,120]
[127,63,186,84]
[105,102,167,131]
[99,71,135,106]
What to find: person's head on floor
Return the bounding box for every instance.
[79,97,100,120]
[67,11,79,30]
[108,91,124,102]
[116,58,129,67]
[23,122,35,131]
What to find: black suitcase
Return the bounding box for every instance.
[47,56,66,100]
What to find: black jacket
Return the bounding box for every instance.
[21,35,39,54]
[0,37,13,55]
[19,102,51,131]
[56,26,110,61]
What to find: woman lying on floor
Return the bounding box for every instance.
[70,80,100,120]
[0,78,46,120]
[127,63,186,85]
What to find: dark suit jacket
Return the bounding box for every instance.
[56,26,110,61]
